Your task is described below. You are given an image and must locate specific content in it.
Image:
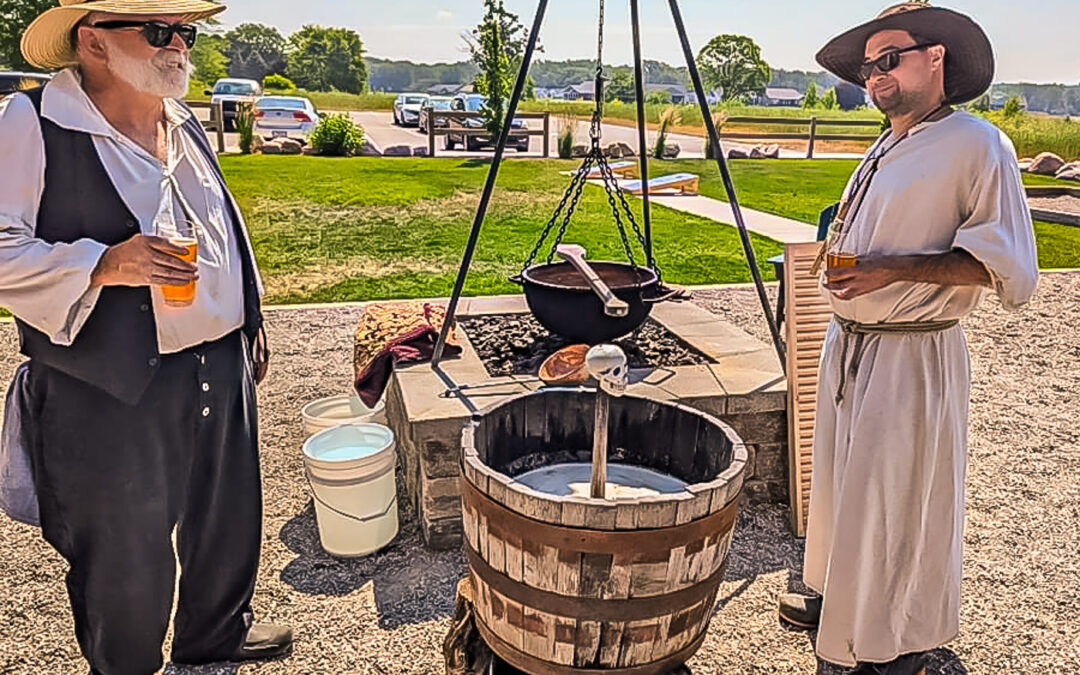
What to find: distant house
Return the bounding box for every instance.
[645,84,722,105]
[558,81,596,101]
[755,87,804,107]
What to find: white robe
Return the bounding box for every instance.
[803,111,1039,666]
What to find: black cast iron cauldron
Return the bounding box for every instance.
[513,261,673,344]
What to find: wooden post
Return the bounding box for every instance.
[212,101,225,153]
[427,107,437,158]
[807,116,817,159]
[591,390,609,499]
[542,113,550,158]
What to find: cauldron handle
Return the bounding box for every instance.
[509,273,524,286]
[643,285,691,304]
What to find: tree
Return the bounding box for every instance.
[821,87,838,110]
[465,0,537,127]
[1002,95,1024,118]
[191,33,230,85]
[0,0,53,71]
[286,26,368,94]
[696,34,771,103]
[605,70,636,104]
[225,23,286,81]
[802,82,819,109]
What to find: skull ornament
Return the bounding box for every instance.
[586,344,628,396]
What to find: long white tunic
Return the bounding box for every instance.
[804,111,1039,666]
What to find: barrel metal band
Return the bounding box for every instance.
[467,544,727,622]
[476,611,709,675]
[461,477,740,554]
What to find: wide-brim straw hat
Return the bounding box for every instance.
[816,1,994,105]
[21,0,226,70]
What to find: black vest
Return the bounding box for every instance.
[18,88,262,405]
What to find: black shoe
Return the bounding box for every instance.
[230,622,293,661]
[778,592,822,629]
[849,652,927,675]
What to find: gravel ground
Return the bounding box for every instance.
[2,274,1079,674]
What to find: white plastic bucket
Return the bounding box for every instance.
[301,393,386,436]
[302,423,399,557]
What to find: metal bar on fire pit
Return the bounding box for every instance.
[431,0,550,371]
[667,0,788,373]
[630,0,653,266]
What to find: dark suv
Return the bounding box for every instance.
[0,71,51,96]
[445,94,530,152]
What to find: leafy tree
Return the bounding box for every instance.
[605,70,636,103]
[821,87,838,110]
[469,0,513,136]
[225,23,286,81]
[1002,95,1024,118]
[802,82,818,109]
[0,0,53,71]
[263,73,295,91]
[191,33,230,84]
[286,26,368,94]
[696,34,771,103]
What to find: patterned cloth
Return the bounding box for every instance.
[353,302,460,407]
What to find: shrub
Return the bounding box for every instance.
[652,106,682,159]
[309,114,365,156]
[236,103,255,155]
[263,74,295,91]
[1003,95,1024,119]
[802,83,819,109]
[557,114,576,160]
[821,87,838,111]
[646,90,672,106]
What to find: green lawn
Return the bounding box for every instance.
[222,157,783,305]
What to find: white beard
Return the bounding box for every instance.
[105,42,192,99]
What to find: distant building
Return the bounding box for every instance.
[426,83,473,96]
[755,87,804,107]
[558,81,596,101]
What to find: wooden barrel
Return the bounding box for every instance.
[460,389,748,674]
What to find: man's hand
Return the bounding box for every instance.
[251,327,270,385]
[91,235,198,288]
[824,256,901,300]
[825,250,992,301]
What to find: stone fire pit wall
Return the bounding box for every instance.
[384,296,787,550]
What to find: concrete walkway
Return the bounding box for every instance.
[649,193,818,243]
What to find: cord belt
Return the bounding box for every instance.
[833,316,960,405]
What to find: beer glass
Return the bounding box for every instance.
[155,217,199,307]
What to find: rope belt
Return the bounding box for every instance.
[833,316,960,405]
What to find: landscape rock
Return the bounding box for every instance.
[749,143,781,159]
[1029,152,1066,176]
[616,142,636,158]
[278,138,303,155]
[384,144,412,157]
[259,142,282,155]
[572,144,589,158]
[301,146,317,155]
[358,140,382,157]
[1056,161,1080,177]
[662,142,681,159]
[727,147,749,160]
[1057,168,1080,182]
[412,146,430,157]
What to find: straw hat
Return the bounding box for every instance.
[21,0,226,70]
[816,1,994,105]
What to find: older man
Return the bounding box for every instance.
[1,1,289,673]
[777,3,1038,674]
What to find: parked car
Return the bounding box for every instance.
[445,94,530,152]
[418,96,453,135]
[253,96,320,143]
[0,71,51,96]
[392,93,427,127]
[207,78,262,131]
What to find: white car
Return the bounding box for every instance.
[392,93,427,127]
[253,96,320,143]
[207,78,262,131]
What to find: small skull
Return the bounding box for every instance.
[586,344,628,397]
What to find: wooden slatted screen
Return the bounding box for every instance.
[784,242,832,537]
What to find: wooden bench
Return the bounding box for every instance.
[619,172,699,196]
[585,160,637,179]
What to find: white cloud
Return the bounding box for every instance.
[437,9,454,22]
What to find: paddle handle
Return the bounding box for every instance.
[556,244,630,318]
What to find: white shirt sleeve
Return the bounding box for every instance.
[951,129,1039,311]
[0,93,108,345]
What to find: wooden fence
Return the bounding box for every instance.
[425,109,550,158]
[718,116,882,159]
[185,100,226,153]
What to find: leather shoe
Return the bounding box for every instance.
[778,592,822,629]
[849,651,927,675]
[231,622,293,661]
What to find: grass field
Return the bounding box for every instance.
[218,156,1079,305]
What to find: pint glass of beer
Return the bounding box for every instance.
[155,218,199,307]
[827,250,859,269]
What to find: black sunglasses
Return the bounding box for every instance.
[91,20,198,49]
[858,43,935,82]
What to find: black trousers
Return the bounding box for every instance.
[26,331,262,675]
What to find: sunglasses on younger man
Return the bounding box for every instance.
[859,44,935,83]
[90,20,198,49]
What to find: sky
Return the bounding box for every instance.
[217,0,1079,85]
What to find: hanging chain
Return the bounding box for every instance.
[519,0,661,282]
